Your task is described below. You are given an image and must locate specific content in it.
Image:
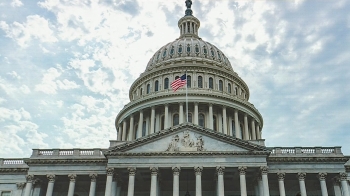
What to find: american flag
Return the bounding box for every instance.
[171,74,187,92]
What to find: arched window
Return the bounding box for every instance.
[219,80,223,91]
[199,114,205,127]
[228,83,232,94]
[232,120,235,137]
[213,115,217,131]
[170,46,175,56]
[210,48,215,58]
[235,87,238,95]
[175,76,179,80]
[187,44,191,53]
[209,77,213,89]
[203,46,208,56]
[146,84,150,94]
[173,114,179,126]
[155,80,159,92]
[188,113,192,123]
[162,49,167,58]
[140,88,143,96]
[187,75,191,88]
[198,76,203,88]
[142,121,147,136]
[178,45,183,54]
[217,51,221,60]
[164,78,169,89]
[195,45,199,54]
[161,116,165,130]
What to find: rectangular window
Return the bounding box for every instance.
[1,192,11,196]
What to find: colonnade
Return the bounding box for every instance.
[117,103,262,142]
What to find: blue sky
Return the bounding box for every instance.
[0,0,349,158]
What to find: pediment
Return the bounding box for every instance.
[105,123,269,156]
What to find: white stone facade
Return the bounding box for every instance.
[1,3,350,196]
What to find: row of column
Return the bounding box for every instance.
[118,103,262,141]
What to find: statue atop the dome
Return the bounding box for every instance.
[185,0,193,16]
[185,0,192,9]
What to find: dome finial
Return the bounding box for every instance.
[185,0,193,16]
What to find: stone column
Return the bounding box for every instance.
[318,173,328,196]
[151,106,155,133]
[209,104,213,129]
[257,175,263,196]
[194,166,203,196]
[165,104,169,129]
[222,107,227,134]
[16,183,25,196]
[217,113,222,132]
[128,115,134,141]
[111,174,118,196]
[67,174,77,196]
[105,168,114,196]
[122,120,127,141]
[243,114,249,140]
[340,173,350,196]
[118,124,122,141]
[277,172,286,196]
[238,166,247,196]
[234,110,241,139]
[251,120,256,140]
[155,113,160,132]
[89,174,98,196]
[261,166,270,196]
[138,110,143,138]
[46,174,55,196]
[297,172,307,196]
[23,175,34,196]
[127,167,136,196]
[228,116,233,136]
[333,178,342,196]
[216,166,225,196]
[150,167,158,196]
[172,167,181,196]
[194,102,199,124]
[179,103,184,124]
[256,125,261,139]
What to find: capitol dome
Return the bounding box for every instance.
[115,2,263,143]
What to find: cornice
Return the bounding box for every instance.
[268,157,349,163]
[106,151,270,157]
[116,91,263,126]
[106,123,269,155]
[0,168,28,173]
[25,159,107,165]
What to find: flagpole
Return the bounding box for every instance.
[186,70,188,123]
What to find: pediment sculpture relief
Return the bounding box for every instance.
[166,130,205,152]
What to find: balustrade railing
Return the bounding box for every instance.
[32,148,106,158]
[0,159,25,165]
[269,147,342,155]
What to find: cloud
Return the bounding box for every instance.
[10,0,23,7]
[0,15,57,47]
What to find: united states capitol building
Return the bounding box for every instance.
[1,2,350,196]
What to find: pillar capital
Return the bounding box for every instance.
[16,182,26,190]
[89,173,98,182]
[26,174,35,183]
[277,172,285,181]
[150,167,159,176]
[172,166,181,176]
[106,168,114,176]
[318,172,327,181]
[260,166,268,175]
[68,174,77,182]
[128,167,137,176]
[216,166,225,175]
[339,172,348,181]
[194,166,203,175]
[47,174,56,182]
[238,166,247,175]
[297,172,306,180]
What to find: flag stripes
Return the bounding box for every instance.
[171,74,187,92]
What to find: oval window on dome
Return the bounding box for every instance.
[210,48,215,58]
[170,46,175,56]
[163,49,167,58]
[195,45,199,54]
[156,52,161,61]
[203,46,207,56]
[217,51,221,60]
[178,45,183,54]
[187,44,191,53]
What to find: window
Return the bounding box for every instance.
[161,116,165,130]
[199,114,205,127]
[156,52,160,61]
[188,113,193,123]
[155,80,159,92]
[234,87,238,95]
[178,45,183,54]
[195,45,199,54]
[217,51,221,60]
[173,114,179,126]
[187,75,191,88]
[175,76,179,80]
[209,77,213,89]
[164,78,169,89]
[140,88,143,96]
[187,44,191,53]
[203,46,208,56]
[228,83,232,94]
[1,192,11,196]
[210,48,215,58]
[170,46,175,56]
[147,84,150,94]
[142,121,147,136]
[213,115,217,131]
[162,49,167,58]
[219,80,223,91]
[198,76,203,88]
